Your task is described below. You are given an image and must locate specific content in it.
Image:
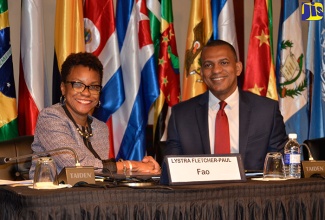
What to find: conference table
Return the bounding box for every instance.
[0,178,324,220]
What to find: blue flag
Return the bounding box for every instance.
[114,0,159,160]
[306,0,325,139]
[276,0,309,144]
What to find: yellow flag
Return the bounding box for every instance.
[52,0,85,103]
[182,0,212,101]
[55,0,85,69]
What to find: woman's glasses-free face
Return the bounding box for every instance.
[65,81,102,95]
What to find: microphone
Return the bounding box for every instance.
[1,147,95,185]
[0,147,81,166]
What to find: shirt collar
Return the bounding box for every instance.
[208,87,239,110]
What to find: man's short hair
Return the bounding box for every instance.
[202,39,238,61]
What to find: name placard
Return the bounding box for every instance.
[58,166,95,186]
[163,154,246,185]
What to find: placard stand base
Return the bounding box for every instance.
[302,161,325,178]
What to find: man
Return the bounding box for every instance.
[163,40,287,171]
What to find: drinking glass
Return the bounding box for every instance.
[33,157,58,189]
[263,152,286,179]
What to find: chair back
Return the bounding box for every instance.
[303,138,325,161]
[0,136,34,180]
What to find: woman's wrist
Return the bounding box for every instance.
[118,159,127,174]
[126,160,133,172]
[117,160,134,172]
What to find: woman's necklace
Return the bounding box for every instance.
[77,124,93,139]
[62,105,101,160]
[62,105,93,139]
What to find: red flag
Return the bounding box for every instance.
[243,0,277,100]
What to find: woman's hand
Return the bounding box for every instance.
[131,156,161,174]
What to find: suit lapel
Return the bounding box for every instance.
[195,92,211,154]
[238,90,251,162]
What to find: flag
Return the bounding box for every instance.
[211,0,239,59]
[147,0,181,161]
[306,0,325,139]
[182,0,212,101]
[84,0,125,158]
[147,0,160,59]
[243,0,278,100]
[114,0,159,160]
[276,0,309,144]
[0,0,19,141]
[18,0,48,136]
[52,0,85,104]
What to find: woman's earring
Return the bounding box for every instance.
[60,95,66,104]
[96,101,101,108]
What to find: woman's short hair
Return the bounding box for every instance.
[61,52,103,83]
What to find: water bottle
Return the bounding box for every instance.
[284,133,301,179]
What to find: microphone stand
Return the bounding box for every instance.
[0,147,81,166]
[300,143,325,178]
[0,147,95,185]
[300,143,315,161]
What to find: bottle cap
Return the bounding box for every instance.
[288,133,297,139]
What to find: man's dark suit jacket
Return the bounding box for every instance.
[164,89,288,171]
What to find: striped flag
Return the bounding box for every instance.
[276,0,309,144]
[243,0,278,100]
[114,0,159,160]
[0,0,19,141]
[211,0,239,58]
[306,0,325,139]
[84,0,124,158]
[52,0,85,104]
[147,0,181,161]
[182,0,212,101]
[18,0,48,135]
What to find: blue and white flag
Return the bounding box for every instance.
[276,0,309,144]
[211,0,239,59]
[114,0,159,160]
[306,0,325,139]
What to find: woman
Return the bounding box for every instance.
[29,52,160,179]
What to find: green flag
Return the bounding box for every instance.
[0,0,19,141]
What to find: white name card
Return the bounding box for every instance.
[164,154,246,185]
